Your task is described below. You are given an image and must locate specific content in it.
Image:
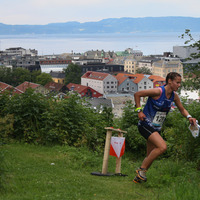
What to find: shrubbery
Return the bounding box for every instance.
[0,90,200,169]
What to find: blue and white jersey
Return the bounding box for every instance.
[139,85,174,131]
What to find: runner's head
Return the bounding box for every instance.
[166,72,181,91]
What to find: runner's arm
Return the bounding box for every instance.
[134,88,161,121]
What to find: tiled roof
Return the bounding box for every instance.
[0,81,23,94]
[115,73,137,85]
[81,71,109,80]
[16,81,40,92]
[44,81,65,91]
[148,75,165,83]
[67,83,87,93]
[132,74,145,84]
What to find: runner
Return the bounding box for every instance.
[133,72,196,183]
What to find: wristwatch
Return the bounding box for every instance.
[135,107,143,113]
[136,109,143,113]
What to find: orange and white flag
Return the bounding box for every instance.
[109,137,125,158]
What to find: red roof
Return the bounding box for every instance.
[81,71,109,80]
[16,81,40,92]
[115,73,145,85]
[67,83,88,93]
[148,75,165,83]
[0,82,23,94]
[44,81,65,91]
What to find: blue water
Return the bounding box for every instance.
[0,32,199,56]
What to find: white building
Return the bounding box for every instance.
[81,71,118,94]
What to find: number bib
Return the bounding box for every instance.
[152,112,166,127]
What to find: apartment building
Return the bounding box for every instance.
[124,59,138,74]
[152,58,183,78]
[173,46,199,59]
[81,71,118,94]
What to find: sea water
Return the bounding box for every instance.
[0,32,199,56]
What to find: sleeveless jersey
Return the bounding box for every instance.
[139,85,175,130]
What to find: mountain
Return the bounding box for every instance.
[0,17,200,35]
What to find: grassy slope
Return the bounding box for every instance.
[1,143,200,200]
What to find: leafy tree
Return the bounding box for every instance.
[36,72,53,86]
[64,63,82,84]
[12,67,31,86]
[180,29,200,89]
[136,67,152,75]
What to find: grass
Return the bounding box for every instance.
[0,143,200,200]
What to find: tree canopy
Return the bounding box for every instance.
[64,63,82,85]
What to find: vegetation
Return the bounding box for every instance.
[0,143,199,200]
[180,29,200,90]
[136,66,152,75]
[64,63,82,85]
[0,66,42,86]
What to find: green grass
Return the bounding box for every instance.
[1,143,200,200]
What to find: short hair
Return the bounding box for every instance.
[166,72,181,84]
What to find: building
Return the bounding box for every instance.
[81,71,118,94]
[16,81,49,95]
[173,46,199,59]
[40,59,71,73]
[148,75,166,88]
[0,82,23,95]
[50,71,65,84]
[0,47,38,57]
[115,73,137,93]
[152,58,183,78]
[44,81,68,95]
[124,59,138,74]
[67,83,102,98]
[133,74,153,91]
[115,73,153,93]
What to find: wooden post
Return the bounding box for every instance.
[101,129,112,174]
[101,127,127,175]
[115,132,123,174]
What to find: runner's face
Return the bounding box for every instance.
[170,76,181,91]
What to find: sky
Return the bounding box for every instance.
[0,0,200,25]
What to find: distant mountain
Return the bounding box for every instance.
[0,17,200,35]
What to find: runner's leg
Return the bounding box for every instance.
[140,131,167,170]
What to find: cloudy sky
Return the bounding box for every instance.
[0,0,200,25]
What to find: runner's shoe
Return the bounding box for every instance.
[133,175,142,183]
[135,167,147,182]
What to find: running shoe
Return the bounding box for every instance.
[133,167,147,183]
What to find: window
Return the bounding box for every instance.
[144,82,146,85]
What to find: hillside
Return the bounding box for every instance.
[0,17,200,35]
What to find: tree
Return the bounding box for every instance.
[64,63,82,85]
[36,73,53,86]
[136,67,152,75]
[180,29,200,89]
[12,67,31,86]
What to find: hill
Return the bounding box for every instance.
[0,17,200,35]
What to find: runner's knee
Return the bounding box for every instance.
[159,143,167,154]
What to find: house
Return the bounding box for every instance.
[0,81,23,95]
[81,71,118,94]
[115,73,137,93]
[148,75,166,88]
[133,74,153,91]
[67,83,102,98]
[50,71,65,84]
[44,81,68,95]
[16,81,49,95]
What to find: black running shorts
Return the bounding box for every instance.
[138,123,161,140]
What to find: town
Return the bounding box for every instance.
[0,46,199,117]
